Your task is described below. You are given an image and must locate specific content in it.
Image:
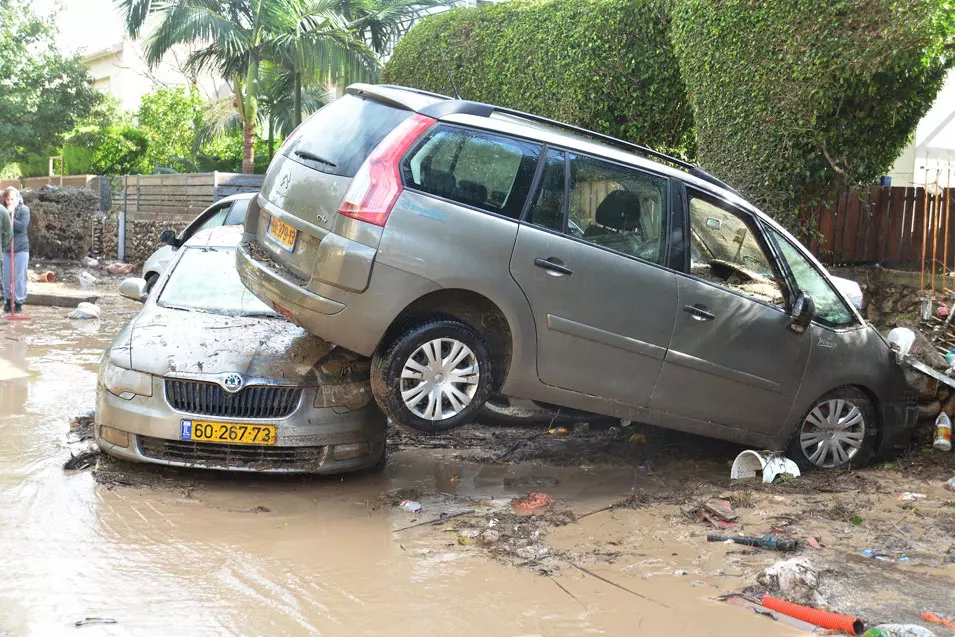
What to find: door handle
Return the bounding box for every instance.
[682,304,715,321]
[534,257,573,276]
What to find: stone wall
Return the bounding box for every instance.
[124,219,191,265]
[22,187,103,260]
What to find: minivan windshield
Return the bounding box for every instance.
[158,247,279,317]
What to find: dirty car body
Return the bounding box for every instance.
[237,83,916,469]
[98,225,385,474]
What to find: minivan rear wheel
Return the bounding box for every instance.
[371,318,492,433]
[787,388,877,470]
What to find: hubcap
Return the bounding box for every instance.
[799,399,865,468]
[400,338,480,421]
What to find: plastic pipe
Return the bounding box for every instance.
[761,595,864,635]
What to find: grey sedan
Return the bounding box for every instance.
[97,225,386,474]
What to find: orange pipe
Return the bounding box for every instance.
[761,595,864,635]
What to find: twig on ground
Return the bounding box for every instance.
[568,562,670,608]
[393,510,475,533]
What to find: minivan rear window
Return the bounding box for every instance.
[282,95,411,178]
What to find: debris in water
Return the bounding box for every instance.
[67,302,100,320]
[511,492,554,511]
[63,451,99,471]
[921,611,955,629]
[862,625,937,637]
[760,595,864,635]
[897,492,926,502]
[707,533,796,551]
[547,427,569,437]
[685,498,739,529]
[398,500,422,513]
[757,557,825,606]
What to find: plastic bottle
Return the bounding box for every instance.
[934,412,952,451]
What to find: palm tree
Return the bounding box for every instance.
[344,0,447,57]
[116,0,377,173]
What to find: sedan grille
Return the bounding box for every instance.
[164,379,302,419]
[138,435,324,470]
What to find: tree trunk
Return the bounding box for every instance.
[268,115,275,161]
[242,117,255,174]
[294,72,303,129]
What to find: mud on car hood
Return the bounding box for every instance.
[114,307,365,386]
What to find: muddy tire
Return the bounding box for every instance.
[371,317,492,433]
[787,387,877,471]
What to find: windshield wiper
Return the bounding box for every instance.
[295,150,337,168]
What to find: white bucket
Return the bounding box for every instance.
[887,327,916,358]
[731,450,801,483]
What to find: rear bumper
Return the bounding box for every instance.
[95,381,386,474]
[237,236,440,356]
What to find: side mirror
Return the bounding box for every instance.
[119,277,149,303]
[788,291,815,335]
[159,229,178,247]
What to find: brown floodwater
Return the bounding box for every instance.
[0,305,798,636]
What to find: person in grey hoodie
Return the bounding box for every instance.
[2,187,29,314]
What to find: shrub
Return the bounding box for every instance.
[382,0,694,156]
[671,0,954,227]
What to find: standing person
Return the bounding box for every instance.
[2,187,29,314]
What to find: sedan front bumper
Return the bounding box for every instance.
[95,376,386,474]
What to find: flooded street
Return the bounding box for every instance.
[0,305,800,637]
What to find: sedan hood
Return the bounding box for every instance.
[125,307,335,384]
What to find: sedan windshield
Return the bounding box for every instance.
[158,247,278,317]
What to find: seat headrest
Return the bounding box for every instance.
[458,180,488,205]
[595,190,641,231]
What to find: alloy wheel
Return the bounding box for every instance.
[400,338,480,421]
[798,398,866,468]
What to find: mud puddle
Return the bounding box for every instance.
[0,305,802,636]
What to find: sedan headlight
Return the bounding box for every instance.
[100,359,153,399]
[314,381,372,411]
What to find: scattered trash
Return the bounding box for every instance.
[673,569,688,576]
[707,533,797,551]
[860,549,910,562]
[897,492,926,502]
[757,557,824,606]
[38,271,55,283]
[939,305,951,318]
[685,499,739,529]
[887,327,916,358]
[547,427,569,437]
[944,477,955,492]
[67,302,101,320]
[511,492,554,511]
[731,450,801,483]
[760,595,864,635]
[862,625,938,637]
[106,262,137,276]
[628,433,648,445]
[83,256,100,268]
[77,271,96,290]
[398,500,421,513]
[75,617,116,627]
[921,611,955,629]
[933,412,952,451]
[63,451,98,471]
[806,537,821,550]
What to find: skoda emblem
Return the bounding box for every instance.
[222,373,244,393]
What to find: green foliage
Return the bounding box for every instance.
[382,0,694,156]
[197,132,275,174]
[0,0,99,168]
[89,126,151,175]
[670,0,954,227]
[136,86,205,172]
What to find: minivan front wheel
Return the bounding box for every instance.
[371,318,492,433]
[787,388,876,470]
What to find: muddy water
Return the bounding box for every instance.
[0,306,796,636]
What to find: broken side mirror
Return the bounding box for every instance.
[788,291,815,335]
[119,277,149,303]
[159,229,178,247]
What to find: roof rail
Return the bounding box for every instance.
[489,104,741,196]
[375,83,452,101]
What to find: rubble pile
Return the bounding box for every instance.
[23,187,104,260]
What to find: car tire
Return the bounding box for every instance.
[787,387,877,471]
[371,317,492,433]
[145,272,159,292]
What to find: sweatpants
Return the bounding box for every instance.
[3,251,28,303]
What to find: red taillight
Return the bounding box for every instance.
[338,113,436,227]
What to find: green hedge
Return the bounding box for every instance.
[382,0,694,156]
[671,0,953,226]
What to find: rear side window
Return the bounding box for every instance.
[401,125,541,218]
[282,95,411,178]
[225,198,250,225]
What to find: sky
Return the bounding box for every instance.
[36,0,125,54]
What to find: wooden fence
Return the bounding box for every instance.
[802,186,955,269]
[125,172,264,222]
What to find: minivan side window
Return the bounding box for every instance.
[401,125,541,219]
[687,191,786,308]
[565,153,668,265]
[766,227,856,328]
[525,149,566,232]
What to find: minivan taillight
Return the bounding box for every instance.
[338,113,436,227]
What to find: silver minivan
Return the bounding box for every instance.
[237,84,917,470]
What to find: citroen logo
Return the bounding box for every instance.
[277,172,291,196]
[222,373,244,393]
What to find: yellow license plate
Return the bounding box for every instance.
[180,420,277,445]
[267,216,298,251]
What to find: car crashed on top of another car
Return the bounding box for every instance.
[96,225,386,474]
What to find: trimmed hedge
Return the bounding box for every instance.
[382,0,694,156]
[671,0,953,226]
